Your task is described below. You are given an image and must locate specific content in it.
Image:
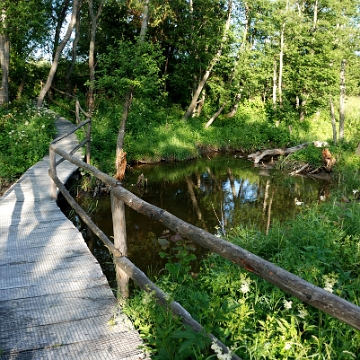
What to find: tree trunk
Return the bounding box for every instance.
[139,0,149,41]
[37,0,81,109]
[313,0,318,31]
[278,23,285,105]
[66,0,82,92]
[205,102,227,128]
[226,91,243,118]
[183,0,232,120]
[299,98,306,121]
[52,0,71,61]
[88,0,105,115]
[0,9,9,107]
[16,72,26,99]
[329,97,337,145]
[339,59,346,141]
[272,57,277,107]
[115,0,149,180]
[248,141,328,164]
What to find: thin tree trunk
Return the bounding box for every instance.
[300,98,306,121]
[17,72,26,99]
[0,8,9,107]
[139,0,149,41]
[339,59,346,141]
[205,102,227,128]
[37,0,80,109]
[313,0,318,31]
[88,0,105,115]
[52,0,71,61]
[272,57,277,106]
[194,90,206,117]
[226,91,243,118]
[0,33,9,106]
[66,0,82,91]
[115,0,149,180]
[329,97,337,145]
[208,2,248,123]
[183,0,232,120]
[278,23,285,105]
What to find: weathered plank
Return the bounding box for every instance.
[0,116,149,360]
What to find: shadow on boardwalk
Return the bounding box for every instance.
[0,116,148,359]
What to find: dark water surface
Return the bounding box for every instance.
[60,155,331,286]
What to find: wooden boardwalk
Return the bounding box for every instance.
[0,117,148,359]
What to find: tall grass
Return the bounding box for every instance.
[123,189,360,359]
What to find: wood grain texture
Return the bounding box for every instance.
[0,116,148,360]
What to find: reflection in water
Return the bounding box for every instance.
[61,155,332,282]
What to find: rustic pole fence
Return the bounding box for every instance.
[110,190,130,298]
[49,144,360,332]
[48,169,240,359]
[49,131,360,357]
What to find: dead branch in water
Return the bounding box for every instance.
[248,141,328,164]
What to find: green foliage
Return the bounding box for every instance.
[97,38,165,99]
[0,101,56,181]
[286,145,324,168]
[125,193,360,359]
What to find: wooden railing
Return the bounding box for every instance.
[49,121,360,359]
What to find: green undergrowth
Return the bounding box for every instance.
[80,97,294,175]
[123,186,360,359]
[69,96,360,178]
[0,100,56,184]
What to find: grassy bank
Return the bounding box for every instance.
[115,99,360,358]
[122,171,360,359]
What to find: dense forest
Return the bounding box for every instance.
[1,1,360,359]
[0,0,360,173]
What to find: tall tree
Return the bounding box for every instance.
[88,0,104,115]
[0,7,9,106]
[37,0,81,109]
[51,0,71,61]
[183,0,233,120]
[115,0,149,181]
[0,0,51,106]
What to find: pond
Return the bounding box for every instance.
[60,154,332,288]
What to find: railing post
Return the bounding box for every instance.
[49,146,58,199]
[75,99,80,124]
[110,188,129,298]
[86,118,91,164]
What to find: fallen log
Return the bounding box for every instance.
[248,141,328,164]
[289,163,309,176]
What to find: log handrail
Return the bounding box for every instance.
[49,144,360,332]
[48,168,240,359]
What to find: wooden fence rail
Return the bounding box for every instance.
[49,126,360,358]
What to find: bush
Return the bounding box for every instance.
[0,101,56,181]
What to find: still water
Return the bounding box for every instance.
[61,155,331,286]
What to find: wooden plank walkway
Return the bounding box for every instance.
[0,116,149,359]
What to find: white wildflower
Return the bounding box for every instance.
[283,300,292,310]
[239,274,251,294]
[240,282,250,294]
[284,342,292,351]
[353,189,359,195]
[297,305,308,319]
[41,124,45,129]
[323,272,338,293]
[24,121,29,126]
[211,341,232,360]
